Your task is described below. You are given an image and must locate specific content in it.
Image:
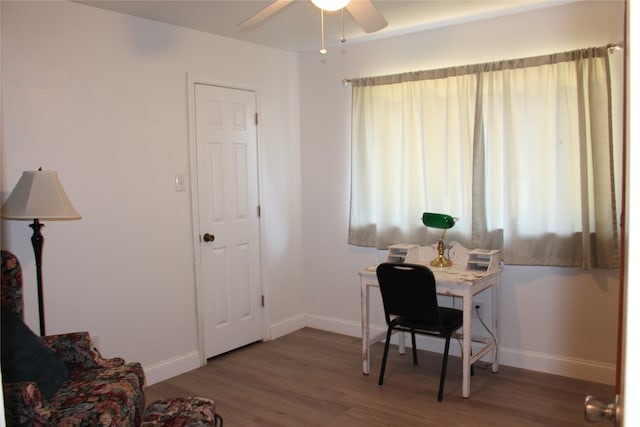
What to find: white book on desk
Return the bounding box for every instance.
[385,244,419,263]
[466,249,501,272]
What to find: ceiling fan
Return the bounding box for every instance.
[238,0,388,53]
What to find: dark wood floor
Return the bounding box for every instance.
[144,328,614,426]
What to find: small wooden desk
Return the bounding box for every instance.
[358,251,500,398]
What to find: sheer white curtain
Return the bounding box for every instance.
[350,72,477,248]
[350,47,620,268]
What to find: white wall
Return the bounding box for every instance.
[299,0,624,385]
[1,1,305,384]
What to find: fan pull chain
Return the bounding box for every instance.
[340,8,346,43]
[320,9,327,54]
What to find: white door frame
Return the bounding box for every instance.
[187,73,269,366]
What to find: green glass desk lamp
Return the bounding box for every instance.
[422,212,457,267]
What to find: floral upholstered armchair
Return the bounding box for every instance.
[1,250,146,426]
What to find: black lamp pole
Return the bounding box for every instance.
[29,218,46,336]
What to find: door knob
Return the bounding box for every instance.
[584,395,619,425]
[203,233,215,242]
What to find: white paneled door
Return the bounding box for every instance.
[194,83,263,359]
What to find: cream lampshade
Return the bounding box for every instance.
[1,170,81,220]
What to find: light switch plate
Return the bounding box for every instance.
[175,174,186,192]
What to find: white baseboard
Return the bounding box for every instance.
[304,314,616,386]
[499,345,615,385]
[305,313,363,337]
[144,314,308,386]
[269,313,307,340]
[143,350,201,386]
[143,314,615,387]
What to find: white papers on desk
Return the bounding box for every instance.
[363,263,494,284]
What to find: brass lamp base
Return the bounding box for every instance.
[430,255,452,268]
[430,239,452,268]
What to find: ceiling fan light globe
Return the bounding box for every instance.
[311,0,350,12]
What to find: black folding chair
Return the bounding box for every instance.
[376,262,464,401]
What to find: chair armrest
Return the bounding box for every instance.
[2,381,54,425]
[41,331,125,371]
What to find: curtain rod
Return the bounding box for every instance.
[342,42,625,86]
[607,41,624,52]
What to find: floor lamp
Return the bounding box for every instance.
[1,169,81,336]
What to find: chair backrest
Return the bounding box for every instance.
[376,263,441,328]
[1,250,24,318]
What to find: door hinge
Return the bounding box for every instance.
[257,205,261,218]
[255,113,258,125]
[261,295,265,307]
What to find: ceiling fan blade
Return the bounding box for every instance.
[238,0,295,31]
[346,0,388,33]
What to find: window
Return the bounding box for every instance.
[349,46,620,268]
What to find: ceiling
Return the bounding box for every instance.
[75,0,564,53]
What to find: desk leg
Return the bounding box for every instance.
[361,281,370,375]
[462,292,472,398]
[398,332,406,354]
[491,277,500,373]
